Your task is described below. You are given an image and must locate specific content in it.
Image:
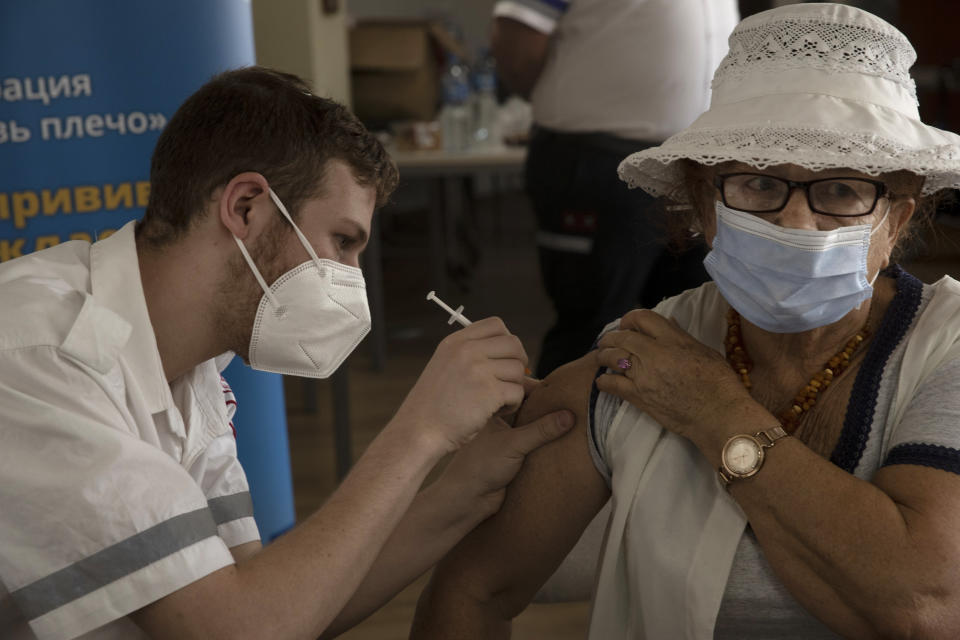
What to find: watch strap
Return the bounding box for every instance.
[718,465,736,486]
[755,425,788,448]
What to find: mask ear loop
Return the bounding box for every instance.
[869,204,891,238]
[866,202,893,287]
[268,189,329,279]
[233,235,281,309]
[232,188,332,311]
[856,202,895,314]
[866,265,882,288]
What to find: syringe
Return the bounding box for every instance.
[427,290,532,376]
[426,290,472,327]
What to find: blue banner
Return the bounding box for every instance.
[0,0,296,542]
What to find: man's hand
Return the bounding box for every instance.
[393,317,529,454]
[410,353,610,639]
[316,403,574,638]
[435,406,576,521]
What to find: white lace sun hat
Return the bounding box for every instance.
[618,2,960,200]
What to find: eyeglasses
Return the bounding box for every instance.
[714,173,888,217]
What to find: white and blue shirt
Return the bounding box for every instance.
[0,222,260,639]
[493,0,740,141]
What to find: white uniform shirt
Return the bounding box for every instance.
[493,0,740,141]
[0,221,260,640]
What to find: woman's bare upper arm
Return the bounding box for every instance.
[430,351,611,615]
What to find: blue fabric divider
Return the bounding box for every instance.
[223,361,296,541]
[0,0,296,542]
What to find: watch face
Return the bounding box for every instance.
[724,436,761,475]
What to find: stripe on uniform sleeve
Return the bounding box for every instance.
[207,491,254,525]
[10,507,219,621]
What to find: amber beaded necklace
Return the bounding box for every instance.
[724,308,872,433]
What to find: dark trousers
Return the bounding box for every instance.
[526,127,710,377]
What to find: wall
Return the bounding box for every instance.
[252,0,352,105]
[347,0,497,57]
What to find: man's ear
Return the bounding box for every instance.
[218,172,271,241]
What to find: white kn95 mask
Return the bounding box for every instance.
[232,189,371,378]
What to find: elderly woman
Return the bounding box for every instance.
[411,4,960,639]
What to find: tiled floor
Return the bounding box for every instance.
[284,184,592,639]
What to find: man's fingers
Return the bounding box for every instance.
[486,416,511,432]
[522,376,541,396]
[446,318,529,363]
[509,409,576,455]
[491,358,527,385]
[499,377,541,424]
[451,316,521,342]
[463,333,529,364]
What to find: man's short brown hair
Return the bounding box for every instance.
[137,66,398,247]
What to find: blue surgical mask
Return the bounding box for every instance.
[703,201,889,333]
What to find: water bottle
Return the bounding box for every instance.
[472,50,500,148]
[439,54,473,152]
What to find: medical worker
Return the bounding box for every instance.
[0,66,574,639]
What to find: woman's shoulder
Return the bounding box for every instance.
[652,281,721,313]
[923,274,960,304]
[890,273,960,394]
[597,282,725,344]
[908,276,960,359]
[652,282,727,345]
[912,274,960,339]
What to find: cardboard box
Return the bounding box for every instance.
[349,19,463,127]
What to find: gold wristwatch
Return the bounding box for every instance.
[718,425,788,487]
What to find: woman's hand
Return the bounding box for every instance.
[594,309,753,448]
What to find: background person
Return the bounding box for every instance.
[490,0,740,377]
[412,4,960,638]
[0,66,574,640]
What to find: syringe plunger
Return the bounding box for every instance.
[426,290,472,327]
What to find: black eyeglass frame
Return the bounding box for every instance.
[713,173,889,217]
